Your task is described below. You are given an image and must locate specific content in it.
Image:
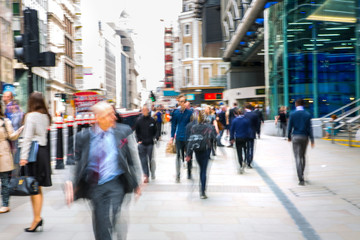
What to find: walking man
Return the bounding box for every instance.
[230,109,251,174]
[244,104,259,168]
[135,106,157,183]
[287,99,314,186]
[170,95,193,182]
[65,101,142,240]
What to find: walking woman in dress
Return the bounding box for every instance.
[0,104,23,214]
[19,92,52,232]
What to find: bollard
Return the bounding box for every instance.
[55,116,65,169]
[66,116,75,165]
[83,114,90,128]
[76,114,83,132]
[90,113,95,126]
[47,126,51,163]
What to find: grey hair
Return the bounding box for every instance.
[91,101,113,115]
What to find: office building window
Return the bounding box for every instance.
[184,44,191,58]
[184,23,191,36]
[65,63,74,86]
[185,68,191,85]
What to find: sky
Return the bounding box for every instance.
[83,0,182,90]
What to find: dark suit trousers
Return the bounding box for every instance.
[235,138,247,167]
[292,135,308,182]
[90,177,126,240]
[246,138,255,166]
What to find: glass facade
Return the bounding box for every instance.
[266,0,360,118]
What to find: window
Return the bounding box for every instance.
[184,44,191,59]
[65,64,74,86]
[123,46,131,52]
[65,37,73,59]
[185,68,191,85]
[184,24,191,36]
[13,2,20,16]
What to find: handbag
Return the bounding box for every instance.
[14,140,39,164]
[166,141,176,154]
[9,166,39,196]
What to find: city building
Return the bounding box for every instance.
[0,1,13,92]
[74,0,83,90]
[266,0,360,118]
[47,0,77,116]
[220,0,269,111]
[176,0,229,105]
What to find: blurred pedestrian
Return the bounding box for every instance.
[135,106,157,183]
[230,108,251,174]
[217,105,227,147]
[275,106,288,139]
[253,105,264,139]
[154,106,162,141]
[287,99,314,186]
[170,95,192,183]
[226,103,238,147]
[19,92,52,232]
[65,101,142,240]
[244,104,259,168]
[0,104,23,214]
[2,91,14,119]
[185,111,216,199]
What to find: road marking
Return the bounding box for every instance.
[255,165,321,240]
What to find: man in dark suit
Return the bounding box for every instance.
[287,99,314,186]
[244,104,259,168]
[65,101,142,240]
[253,105,264,138]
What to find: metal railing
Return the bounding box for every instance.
[320,99,360,147]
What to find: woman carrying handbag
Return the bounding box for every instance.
[0,104,23,214]
[19,92,52,232]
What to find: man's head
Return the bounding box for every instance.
[245,104,253,110]
[2,91,13,105]
[142,105,150,117]
[233,102,238,107]
[295,99,304,107]
[91,101,116,131]
[177,95,186,110]
[184,101,191,109]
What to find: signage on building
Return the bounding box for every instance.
[256,88,265,95]
[73,91,105,113]
[186,94,195,101]
[204,93,222,100]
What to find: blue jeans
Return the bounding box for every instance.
[195,150,210,194]
[0,171,11,207]
[138,144,155,178]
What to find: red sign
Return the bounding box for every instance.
[73,91,105,113]
[204,93,222,100]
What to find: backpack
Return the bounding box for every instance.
[187,124,212,152]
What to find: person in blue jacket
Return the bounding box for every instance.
[287,99,315,186]
[169,95,193,183]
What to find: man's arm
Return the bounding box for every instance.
[170,110,178,139]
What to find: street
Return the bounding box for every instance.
[0,126,359,240]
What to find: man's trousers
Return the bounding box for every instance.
[292,135,309,182]
[138,144,155,178]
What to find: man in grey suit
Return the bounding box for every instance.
[287,99,315,186]
[65,101,142,240]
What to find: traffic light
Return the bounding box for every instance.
[60,93,67,102]
[150,91,156,102]
[14,8,55,67]
[14,8,39,65]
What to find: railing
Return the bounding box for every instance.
[320,98,360,147]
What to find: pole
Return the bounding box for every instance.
[27,65,33,94]
[55,116,65,169]
[312,22,319,118]
[66,116,75,165]
[356,0,360,102]
[282,0,289,108]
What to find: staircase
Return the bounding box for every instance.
[320,99,360,148]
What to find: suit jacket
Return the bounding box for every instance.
[73,123,142,200]
[244,111,259,139]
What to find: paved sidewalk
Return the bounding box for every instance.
[0,131,359,240]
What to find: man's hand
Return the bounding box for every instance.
[311,142,315,148]
[64,180,74,206]
[288,138,291,142]
[185,156,191,162]
[134,186,142,202]
[138,141,142,144]
[230,140,235,145]
[169,138,173,144]
[19,159,28,166]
